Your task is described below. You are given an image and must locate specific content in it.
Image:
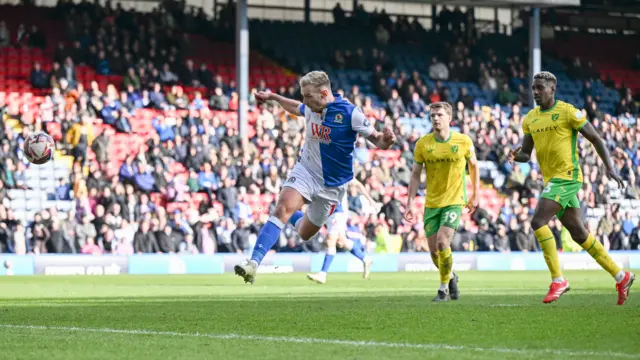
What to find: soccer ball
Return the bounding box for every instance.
[24,132,55,165]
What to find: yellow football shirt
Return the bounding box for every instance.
[414,132,474,208]
[522,100,587,185]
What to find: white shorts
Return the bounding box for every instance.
[327,212,347,236]
[283,163,347,227]
[327,193,349,236]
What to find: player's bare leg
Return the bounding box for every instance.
[295,215,322,240]
[307,232,338,284]
[234,187,306,284]
[427,233,459,300]
[432,226,455,302]
[561,208,635,305]
[337,235,373,279]
[427,233,439,269]
[530,198,570,303]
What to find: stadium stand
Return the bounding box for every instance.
[0,1,639,256]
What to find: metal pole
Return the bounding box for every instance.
[529,8,541,107]
[304,0,311,23]
[431,5,437,31]
[236,0,249,147]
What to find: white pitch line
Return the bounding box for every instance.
[0,324,638,358]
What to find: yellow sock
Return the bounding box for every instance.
[437,247,452,284]
[430,252,439,269]
[581,234,621,278]
[534,226,563,279]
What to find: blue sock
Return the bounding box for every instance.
[288,211,304,226]
[250,216,284,265]
[321,254,335,272]
[349,238,366,261]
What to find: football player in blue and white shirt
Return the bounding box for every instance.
[235,71,395,284]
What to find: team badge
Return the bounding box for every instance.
[451,145,459,153]
[335,114,343,123]
[552,114,559,121]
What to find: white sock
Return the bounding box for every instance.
[319,271,327,276]
[552,276,564,283]
[294,218,303,232]
[439,283,448,291]
[250,259,259,267]
[615,271,626,283]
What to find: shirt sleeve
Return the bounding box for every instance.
[465,136,475,160]
[567,104,587,130]
[522,114,531,135]
[351,107,375,138]
[414,138,424,164]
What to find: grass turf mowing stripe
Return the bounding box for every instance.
[1,324,638,359]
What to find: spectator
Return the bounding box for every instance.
[231,218,251,253]
[407,92,427,117]
[428,57,449,80]
[134,220,159,253]
[134,165,156,193]
[30,62,48,89]
[475,219,495,251]
[375,24,390,45]
[387,89,406,117]
[516,221,537,252]
[27,25,46,49]
[210,87,230,110]
[0,21,10,47]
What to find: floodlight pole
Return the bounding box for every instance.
[236,0,249,147]
[529,8,541,107]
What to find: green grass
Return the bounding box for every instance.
[0,271,639,360]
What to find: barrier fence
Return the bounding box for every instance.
[2,251,640,276]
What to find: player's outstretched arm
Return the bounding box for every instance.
[350,178,376,205]
[366,128,396,150]
[404,163,424,223]
[508,134,534,163]
[579,122,625,188]
[466,150,480,214]
[255,91,303,116]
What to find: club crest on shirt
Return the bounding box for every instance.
[451,145,459,153]
[552,114,559,121]
[334,114,343,124]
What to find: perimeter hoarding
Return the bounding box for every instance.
[1,252,639,276]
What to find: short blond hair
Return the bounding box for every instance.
[430,101,452,117]
[299,71,331,89]
[534,71,557,85]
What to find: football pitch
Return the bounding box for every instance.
[0,271,638,360]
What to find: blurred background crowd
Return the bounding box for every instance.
[0,0,639,257]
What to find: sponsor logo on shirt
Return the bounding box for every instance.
[311,123,332,143]
[531,125,559,134]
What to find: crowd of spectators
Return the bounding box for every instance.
[1,1,640,257]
